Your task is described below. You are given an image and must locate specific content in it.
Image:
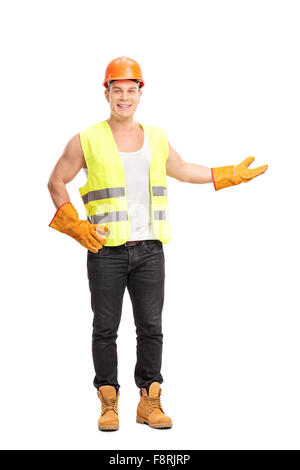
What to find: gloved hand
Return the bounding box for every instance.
[49,202,109,253]
[211,157,268,191]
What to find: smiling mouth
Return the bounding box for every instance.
[117,104,131,108]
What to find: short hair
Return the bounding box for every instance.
[107,79,141,92]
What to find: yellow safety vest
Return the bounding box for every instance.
[79,120,171,247]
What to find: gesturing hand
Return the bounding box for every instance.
[211,157,268,191]
[235,156,268,182]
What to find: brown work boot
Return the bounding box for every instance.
[136,382,172,429]
[97,385,119,431]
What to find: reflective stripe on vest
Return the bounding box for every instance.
[79,120,170,246]
[154,210,168,220]
[81,187,125,205]
[88,210,128,224]
[152,186,168,197]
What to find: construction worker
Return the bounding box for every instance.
[47,56,268,432]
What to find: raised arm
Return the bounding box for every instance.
[166,142,268,189]
[166,142,212,183]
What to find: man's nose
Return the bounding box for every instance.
[120,92,131,100]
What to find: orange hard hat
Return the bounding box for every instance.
[103,56,145,88]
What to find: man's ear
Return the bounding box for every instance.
[104,90,110,103]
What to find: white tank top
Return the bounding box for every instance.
[83,132,157,241]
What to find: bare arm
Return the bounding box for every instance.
[166,142,212,184]
[47,133,86,209]
[166,142,268,190]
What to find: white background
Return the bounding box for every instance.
[0,0,299,450]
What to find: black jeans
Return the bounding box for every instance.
[87,239,165,392]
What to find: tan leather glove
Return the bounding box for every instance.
[49,202,108,253]
[211,157,268,191]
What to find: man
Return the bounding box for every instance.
[47,56,268,432]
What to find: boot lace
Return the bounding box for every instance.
[148,395,164,413]
[100,395,118,415]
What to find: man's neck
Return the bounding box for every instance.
[106,116,140,133]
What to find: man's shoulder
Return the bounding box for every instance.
[142,123,167,137]
[80,120,106,134]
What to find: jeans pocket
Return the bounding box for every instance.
[143,240,163,253]
[87,244,110,256]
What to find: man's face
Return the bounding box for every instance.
[105,80,142,119]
